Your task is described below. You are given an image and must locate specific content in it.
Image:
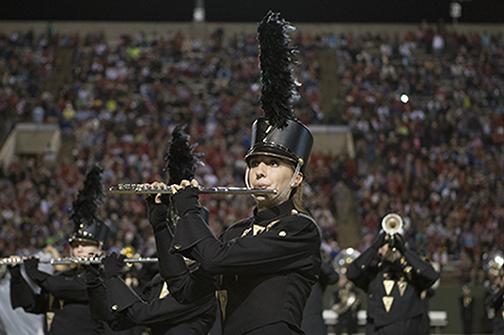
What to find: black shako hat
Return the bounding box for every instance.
[68,165,110,248]
[245,11,313,171]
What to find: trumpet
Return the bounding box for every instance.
[333,248,361,274]
[381,213,404,236]
[483,251,504,277]
[108,184,278,196]
[0,256,159,266]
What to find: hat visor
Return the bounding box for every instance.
[68,236,100,247]
[245,145,298,166]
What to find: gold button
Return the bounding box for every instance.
[291,209,298,215]
[111,304,118,311]
[361,264,366,269]
[173,244,182,250]
[278,231,287,237]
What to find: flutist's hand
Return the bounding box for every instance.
[143,181,169,205]
[171,179,201,217]
[144,182,172,232]
[7,264,22,280]
[102,253,125,280]
[24,257,48,282]
[3,256,22,267]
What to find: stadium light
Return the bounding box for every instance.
[193,0,205,22]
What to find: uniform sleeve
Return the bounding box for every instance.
[319,261,339,287]
[171,212,321,276]
[37,273,89,302]
[347,244,380,291]
[9,266,49,313]
[87,280,145,331]
[402,250,440,291]
[487,286,504,310]
[122,294,211,325]
[103,277,144,313]
[153,212,216,304]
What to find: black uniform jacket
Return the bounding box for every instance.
[301,261,339,334]
[166,198,322,335]
[347,243,439,329]
[487,286,504,334]
[10,266,106,335]
[87,272,216,335]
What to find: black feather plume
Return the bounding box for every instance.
[70,165,104,227]
[162,125,203,184]
[257,11,298,128]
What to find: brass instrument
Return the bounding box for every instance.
[483,251,504,278]
[0,256,159,266]
[332,248,361,316]
[381,213,404,236]
[332,248,361,274]
[108,184,277,196]
[333,282,360,316]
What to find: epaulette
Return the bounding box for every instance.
[290,210,322,238]
[226,217,254,231]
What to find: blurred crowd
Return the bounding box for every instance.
[0,24,503,282]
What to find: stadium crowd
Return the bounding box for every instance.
[0,24,503,282]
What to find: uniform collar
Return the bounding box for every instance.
[253,199,295,225]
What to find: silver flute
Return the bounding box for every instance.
[108,184,277,195]
[0,256,159,266]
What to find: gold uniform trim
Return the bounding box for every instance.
[217,290,228,320]
[383,279,395,296]
[159,282,170,299]
[382,296,394,312]
[398,280,408,297]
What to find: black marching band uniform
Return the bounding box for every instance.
[487,281,504,334]
[153,11,322,335]
[84,126,218,335]
[301,260,339,335]
[347,232,439,335]
[332,249,362,335]
[459,285,474,335]
[9,166,113,335]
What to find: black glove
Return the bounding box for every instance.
[172,187,200,217]
[147,197,169,232]
[24,257,48,282]
[8,265,23,282]
[81,264,103,288]
[371,232,387,250]
[102,253,125,280]
[392,234,406,254]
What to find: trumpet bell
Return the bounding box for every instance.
[483,251,504,277]
[381,213,404,235]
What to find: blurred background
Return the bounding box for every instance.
[0,0,503,333]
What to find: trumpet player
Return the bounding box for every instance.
[485,253,504,335]
[347,214,439,335]
[8,165,112,335]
